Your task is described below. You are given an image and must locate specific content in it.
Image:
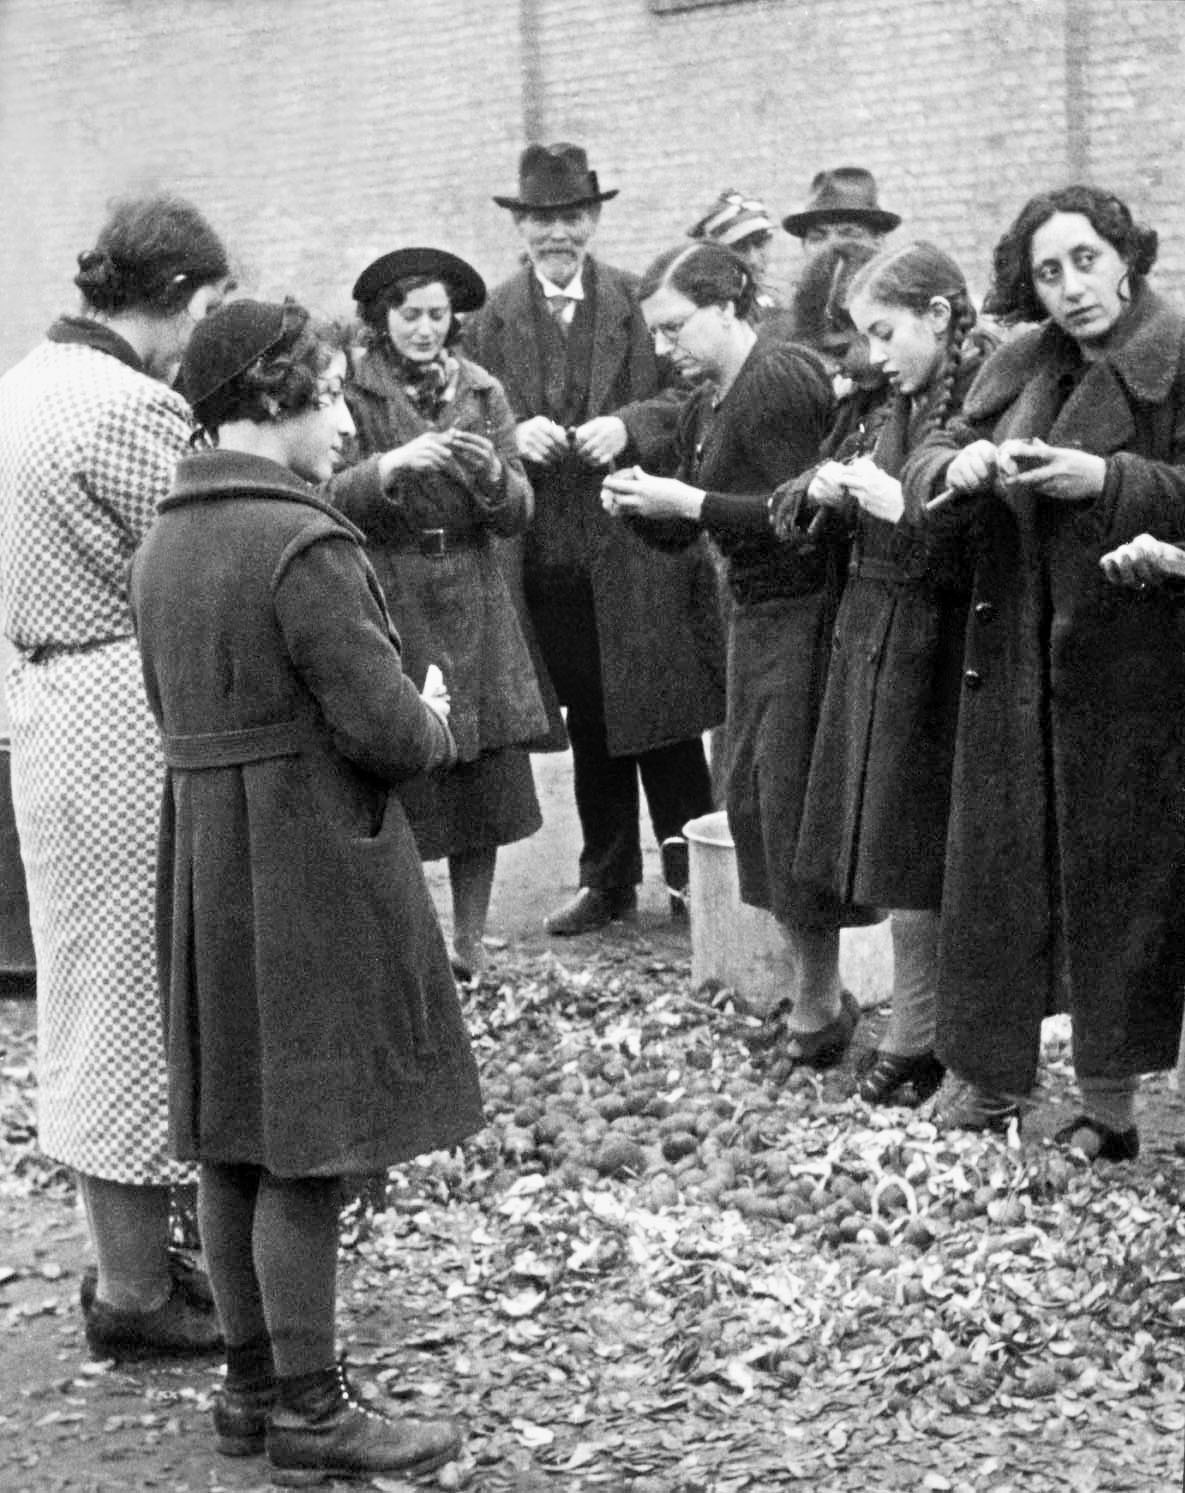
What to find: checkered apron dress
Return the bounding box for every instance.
[0,335,194,1183]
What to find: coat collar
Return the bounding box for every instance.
[163,449,365,540]
[46,315,145,374]
[965,287,1185,426]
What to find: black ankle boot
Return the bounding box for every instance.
[213,1336,276,1456]
[267,1361,460,1486]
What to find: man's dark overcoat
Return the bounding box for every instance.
[463,258,725,756]
[914,288,1185,1092]
[130,450,482,1177]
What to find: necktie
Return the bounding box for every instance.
[547,294,575,334]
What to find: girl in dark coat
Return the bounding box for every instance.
[775,243,994,1106]
[328,249,547,981]
[130,299,479,1483]
[916,185,1185,1158]
[602,243,861,1070]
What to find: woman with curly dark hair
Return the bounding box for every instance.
[328,248,546,980]
[130,298,478,1482]
[911,185,1185,1157]
[0,192,230,1360]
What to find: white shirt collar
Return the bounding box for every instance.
[534,267,585,303]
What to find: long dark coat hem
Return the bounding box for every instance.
[914,290,1185,1090]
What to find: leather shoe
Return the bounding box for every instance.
[80,1248,214,1315]
[1054,1114,1139,1162]
[545,887,636,936]
[858,1049,945,1105]
[779,989,860,1072]
[84,1278,223,1361]
[268,1361,459,1484]
[214,1378,277,1457]
[933,1075,1022,1135]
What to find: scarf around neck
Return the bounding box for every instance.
[383,343,458,423]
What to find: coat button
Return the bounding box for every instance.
[974,601,996,622]
[963,668,983,690]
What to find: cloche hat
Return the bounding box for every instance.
[781,167,901,238]
[493,142,618,212]
[686,189,775,248]
[351,247,485,312]
[181,298,288,415]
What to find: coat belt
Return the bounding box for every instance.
[850,555,911,585]
[162,720,310,769]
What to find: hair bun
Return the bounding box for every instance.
[73,248,127,311]
[74,248,118,285]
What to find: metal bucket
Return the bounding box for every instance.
[0,737,35,977]
[684,810,789,1011]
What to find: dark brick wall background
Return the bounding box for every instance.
[0,0,1181,372]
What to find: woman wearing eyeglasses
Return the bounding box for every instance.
[603,241,866,1074]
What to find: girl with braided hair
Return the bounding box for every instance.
[777,240,995,1105]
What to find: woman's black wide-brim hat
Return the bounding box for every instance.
[351,247,486,312]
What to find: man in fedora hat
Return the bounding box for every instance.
[782,166,901,260]
[465,142,723,937]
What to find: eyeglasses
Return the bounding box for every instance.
[650,306,708,345]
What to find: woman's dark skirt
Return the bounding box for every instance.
[724,592,864,929]
[398,745,541,862]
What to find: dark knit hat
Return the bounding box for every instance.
[493,142,618,211]
[351,247,485,312]
[181,299,288,415]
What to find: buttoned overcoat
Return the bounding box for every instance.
[130,450,482,1177]
[914,289,1185,1091]
[328,350,547,762]
[463,259,725,756]
[792,341,992,910]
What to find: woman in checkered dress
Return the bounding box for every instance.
[0,193,231,1359]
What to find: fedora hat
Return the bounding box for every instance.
[493,142,618,212]
[781,167,901,237]
[352,247,485,312]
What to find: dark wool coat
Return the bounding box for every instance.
[793,345,991,910]
[915,288,1185,1091]
[328,350,547,763]
[129,451,483,1177]
[462,258,726,757]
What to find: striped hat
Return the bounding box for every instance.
[686,189,775,248]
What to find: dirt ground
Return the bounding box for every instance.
[1,750,1183,1491]
[0,750,716,1493]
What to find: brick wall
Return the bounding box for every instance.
[0,0,1181,374]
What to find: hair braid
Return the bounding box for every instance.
[914,291,977,443]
